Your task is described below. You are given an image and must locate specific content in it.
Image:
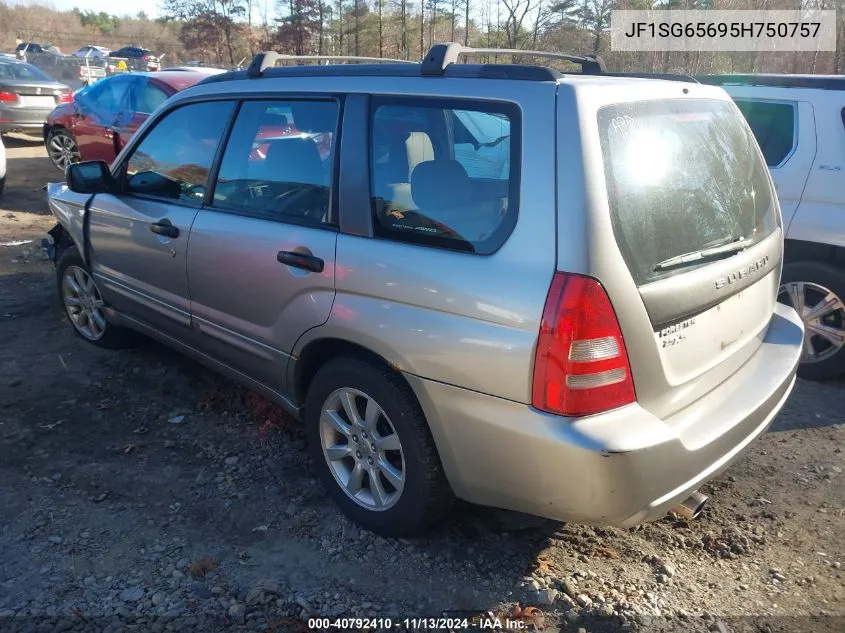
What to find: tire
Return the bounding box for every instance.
[46,128,81,171]
[304,357,453,537]
[56,247,129,349]
[779,260,845,381]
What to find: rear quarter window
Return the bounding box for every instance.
[598,99,778,286]
[733,99,796,167]
[369,98,520,255]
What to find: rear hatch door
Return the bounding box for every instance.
[585,90,783,421]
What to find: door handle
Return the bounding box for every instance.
[150,219,179,238]
[277,250,324,273]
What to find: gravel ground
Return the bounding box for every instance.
[0,135,843,633]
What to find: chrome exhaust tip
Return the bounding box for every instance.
[671,490,709,520]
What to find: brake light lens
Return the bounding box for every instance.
[532,272,636,417]
[57,92,73,104]
[0,91,18,103]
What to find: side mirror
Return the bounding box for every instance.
[66,160,114,194]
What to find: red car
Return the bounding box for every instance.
[43,71,209,170]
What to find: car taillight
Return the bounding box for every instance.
[532,272,636,417]
[0,91,18,103]
[57,92,73,104]
[143,54,151,60]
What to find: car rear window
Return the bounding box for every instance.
[598,99,778,286]
[0,61,53,81]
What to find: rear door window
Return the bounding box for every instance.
[598,99,777,286]
[211,99,338,226]
[733,99,796,167]
[127,77,169,114]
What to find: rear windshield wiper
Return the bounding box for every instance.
[653,236,755,272]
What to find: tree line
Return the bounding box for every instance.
[1,0,843,74]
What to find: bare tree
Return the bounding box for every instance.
[318,0,325,53]
[463,0,470,44]
[377,0,384,55]
[579,0,612,54]
[428,0,438,43]
[336,0,344,54]
[353,0,360,54]
[165,0,247,65]
[501,0,533,47]
[419,0,425,57]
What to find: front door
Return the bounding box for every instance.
[71,75,134,163]
[87,99,236,335]
[186,98,340,393]
[111,75,170,153]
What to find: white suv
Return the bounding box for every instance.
[701,74,845,380]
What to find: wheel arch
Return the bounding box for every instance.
[291,337,410,409]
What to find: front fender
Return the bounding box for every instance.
[46,181,93,265]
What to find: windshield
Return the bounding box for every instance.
[0,61,54,81]
[598,99,778,286]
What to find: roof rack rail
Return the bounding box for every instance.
[247,51,415,77]
[421,42,606,76]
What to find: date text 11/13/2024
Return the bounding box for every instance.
[307,616,530,630]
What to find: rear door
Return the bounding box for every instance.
[186,98,339,393]
[586,94,783,420]
[87,99,235,335]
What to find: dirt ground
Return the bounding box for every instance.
[0,135,843,633]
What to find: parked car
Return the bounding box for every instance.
[45,45,803,537]
[0,133,6,195]
[700,74,845,380]
[15,43,63,59]
[72,45,110,59]
[161,66,227,75]
[43,71,209,169]
[14,43,77,82]
[0,57,71,135]
[75,59,107,87]
[109,47,159,71]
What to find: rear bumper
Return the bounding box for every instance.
[0,106,52,132]
[407,302,803,526]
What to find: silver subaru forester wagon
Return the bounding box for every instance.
[45,44,804,536]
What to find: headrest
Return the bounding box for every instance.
[406,132,434,172]
[410,160,472,211]
[263,137,324,186]
[289,102,336,133]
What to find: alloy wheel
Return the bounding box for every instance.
[61,265,107,341]
[319,387,405,511]
[49,133,81,170]
[779,281,845,364]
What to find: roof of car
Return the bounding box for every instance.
[145,70,214,91]
[161,67,227,75]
